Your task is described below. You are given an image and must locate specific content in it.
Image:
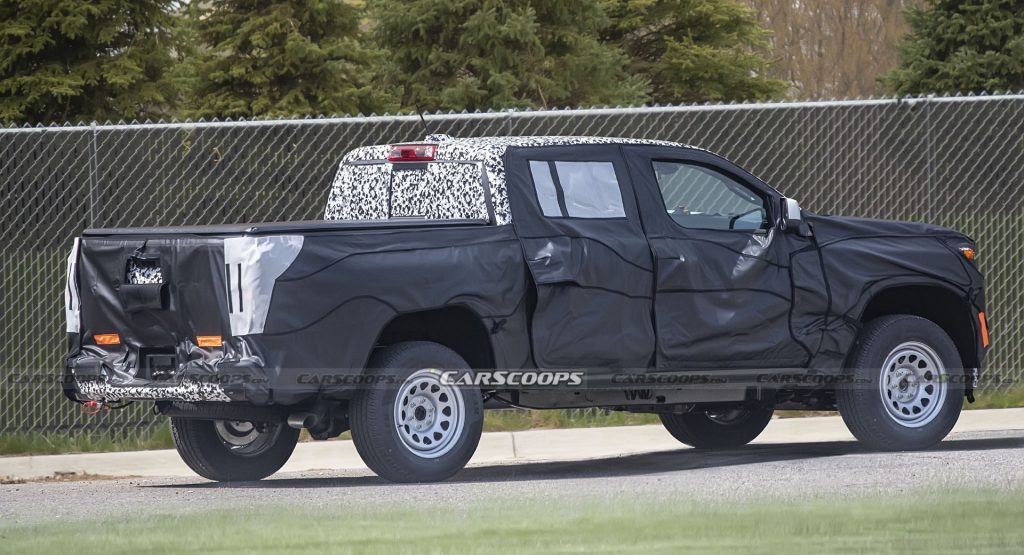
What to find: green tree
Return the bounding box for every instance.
[602,0,786,104]
[370,0,648,112]
[183,1,389,119]
[0,0,179,124]
[883,0,1024,95]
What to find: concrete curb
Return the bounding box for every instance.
[2,408,1022,481]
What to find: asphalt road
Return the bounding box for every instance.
[2,429,1022,528]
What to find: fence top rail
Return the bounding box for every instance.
[1,93,1022,135]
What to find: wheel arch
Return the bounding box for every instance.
[370,305,496,371]
[858,283,979,368]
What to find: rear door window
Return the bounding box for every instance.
[528,161,625,219]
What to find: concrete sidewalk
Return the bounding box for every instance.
[2,408,1022,481]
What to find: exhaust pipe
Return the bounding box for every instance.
[287,412,319,430]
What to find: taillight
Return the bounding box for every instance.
[387,144,436,162]
[197,335,223,348]
[94,333,121,345]
[978,312,990,348]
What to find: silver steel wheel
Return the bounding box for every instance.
[213,420,281,457]
[879,341,948,428]
[394,369,466,459]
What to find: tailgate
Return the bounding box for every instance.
[66,233,304,400]
[77,235,230,349]
[74,234,305,346]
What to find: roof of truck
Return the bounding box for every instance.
[341,135,695,162]
[328,136,702,226]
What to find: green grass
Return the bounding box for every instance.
[1,491,1021,554]
[967,387,1024,409]
[0,425,173,456]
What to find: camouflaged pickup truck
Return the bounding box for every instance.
[64,135,988,483]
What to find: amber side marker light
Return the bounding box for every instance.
[978,312,990,348]
[197,335,223,348]
[959,246,977,262]
[94,333,120,345]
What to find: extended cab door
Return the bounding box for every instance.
[505,145,655,369]
[623,145,826,369]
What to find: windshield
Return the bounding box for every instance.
[324,161,489,221]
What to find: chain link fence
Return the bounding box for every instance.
[2,94,1023,441]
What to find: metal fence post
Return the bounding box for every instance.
[925,94,935,222]
[89,121,99,226]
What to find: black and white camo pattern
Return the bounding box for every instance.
[324,136,695,226]
[126,259,163,284]
[390,163,489,220]
[323,163,390,220]
[324,159,488,222]
[75,376,231,402]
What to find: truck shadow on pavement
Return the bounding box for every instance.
[151,434,1024,489]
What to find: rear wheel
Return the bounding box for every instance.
[170,418,299,481]
[660,401,774,449]
[350,342,483,483]
[836,314,964,451]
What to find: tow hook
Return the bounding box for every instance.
[82,400,104,415]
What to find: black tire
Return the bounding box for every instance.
[351,341,483,483]
[659,401,774,449]
[170,418,299,482]
[836,314,964,451]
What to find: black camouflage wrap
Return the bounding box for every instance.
[64,136,986,406]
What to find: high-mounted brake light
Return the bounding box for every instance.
[387,144,436,162]
[94,333,120,345]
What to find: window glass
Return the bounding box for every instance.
[652,161,767,230]
[528,161,563,217]
[388,163,487,220]
[326,162,487,221]
[554,161,625,218]
[527,160,626,219]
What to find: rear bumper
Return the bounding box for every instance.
[64,346,282,405]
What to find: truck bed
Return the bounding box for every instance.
[65,219,526,406]
[83,218,491,237]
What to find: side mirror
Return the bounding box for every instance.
[781,198,808,235]
[782,198,801,227]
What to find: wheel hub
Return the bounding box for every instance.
[706,407,749,426]
[394,369,465,459]
[215,420,259,446]
[406,396,436,433]
[213,420,280,457]
[879,341,947,428]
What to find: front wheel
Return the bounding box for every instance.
[836,314,964,451]
[660,401,774,449]
[350,342,483,483]
[170,418,299,481]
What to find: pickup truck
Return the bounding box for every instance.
[63,135,988,483]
